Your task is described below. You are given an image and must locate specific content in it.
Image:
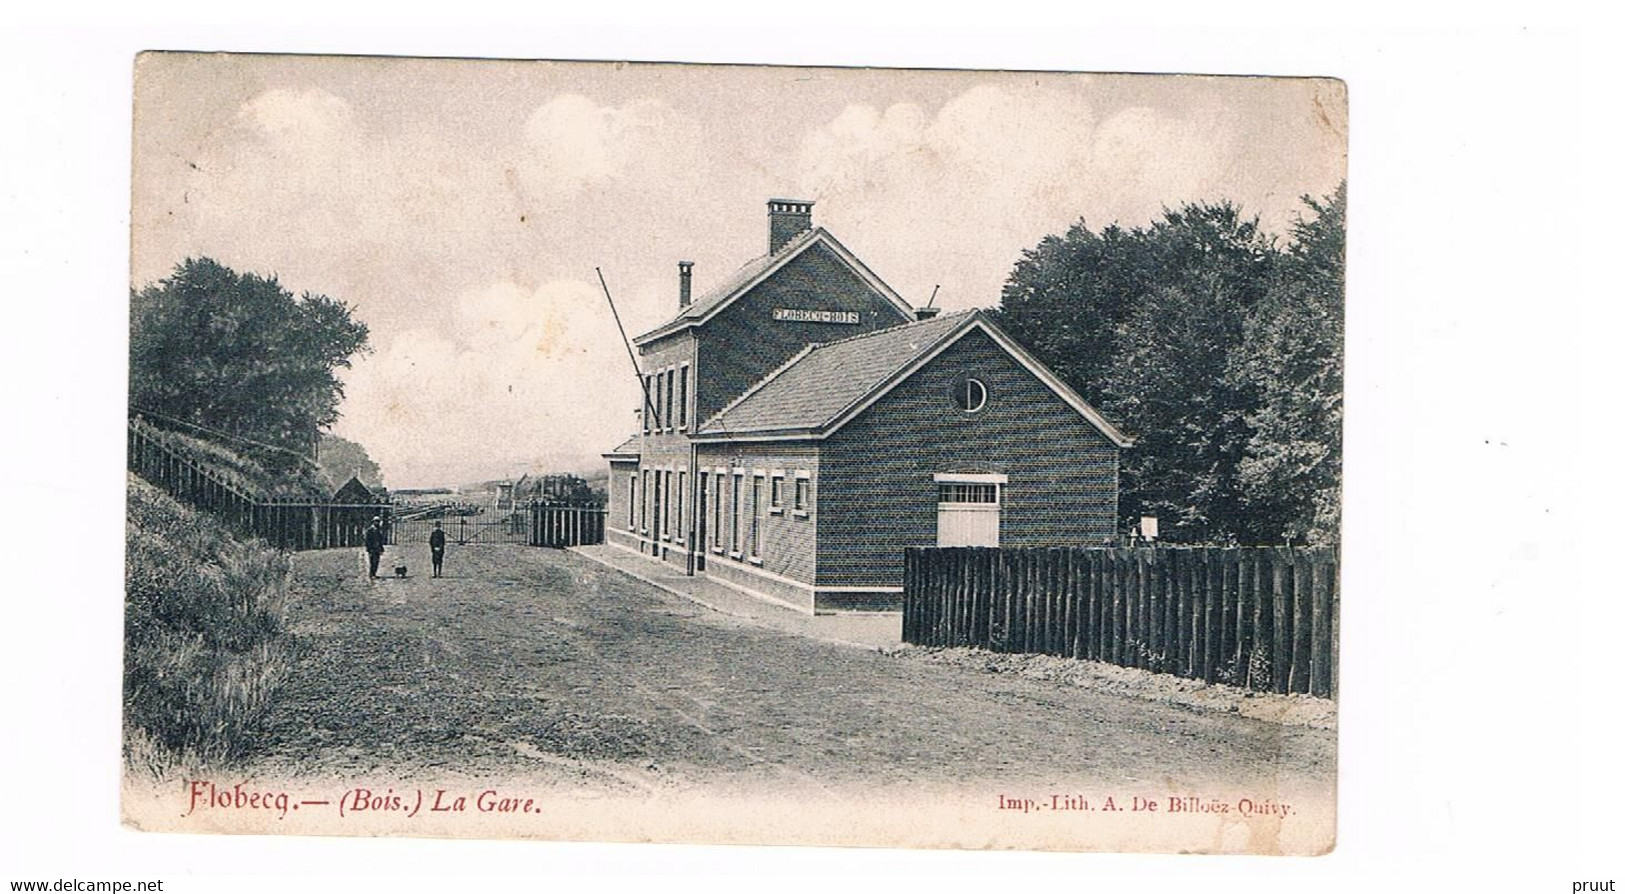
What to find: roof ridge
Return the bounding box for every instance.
[634,226,915,345]
[804,307,977,350]
[695,341,822,432]
[633,232,817,344]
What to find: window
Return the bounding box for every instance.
[651,372,661,433]
[675,471,685,542]
[627,473,637,529]
[950,375,987,413]
[793,472,810,516]
[769,473,785,514]
[730,472,743,556]
[662,470,672,539]
[664,369,675,432]
[713,471,725,552]
[749,474,764,561]
[642,375,654,433]
[642,470,652,532]
[651,470,662,537]
[938,482,999,504]
[678,365,689,430]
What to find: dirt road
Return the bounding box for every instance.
[248,545,1334,799]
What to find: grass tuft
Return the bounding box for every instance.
[124,474,295,776]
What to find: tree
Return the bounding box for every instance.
[1100,202,1278,543]
[994,222,1154,405]
[996,201,1278,542]
[317,433,385,494]
[1231,183,1346,544]
[130,258,370,455]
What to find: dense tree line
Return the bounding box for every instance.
[994,183,1345,545]
[130,258,371,461]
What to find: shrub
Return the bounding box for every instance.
[124,475,295,775]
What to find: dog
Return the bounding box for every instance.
[394,565,408,579]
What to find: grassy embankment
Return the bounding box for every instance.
[123,473,296,777]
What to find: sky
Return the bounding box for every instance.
[131,55,1345,489]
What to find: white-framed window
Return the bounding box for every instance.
[769,471,785,514]
[662,468,673,540]
[677,364,690,430]
[655,372,666,432]
[642,375,654,433]
[792,470,811,517]
[642,469,652,533]
[749,473,765,562]
[950,375,988,413]
[652,470,663,538]
[713,469,725,553]
[627,472,637,530]
[729,471,743,557]
[664,368,675,432]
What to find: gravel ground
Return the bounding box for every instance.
[892,647,1338,730]
[245,544,1336,800]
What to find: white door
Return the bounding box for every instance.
[935,476,1003,547]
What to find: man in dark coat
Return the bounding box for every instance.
[429,521,447,578]
[364,516,386,579]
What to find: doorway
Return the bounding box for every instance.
[696,472,708,571]
[934,474,1004,547]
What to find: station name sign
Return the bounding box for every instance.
[772,308,860,324]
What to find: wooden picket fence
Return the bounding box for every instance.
[903,546,1339,698]
[128,419,389,551]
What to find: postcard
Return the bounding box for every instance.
[123,53,1345,854]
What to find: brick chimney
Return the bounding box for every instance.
[915,306,941,321]
[678,260,694,308]
[768,199,814,254]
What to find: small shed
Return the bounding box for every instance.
[332,476,380,504]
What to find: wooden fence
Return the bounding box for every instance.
[903,546,1339,698]
[129,421,389,551]
[531,502,607,548]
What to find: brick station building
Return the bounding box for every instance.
[604,199,1132,612]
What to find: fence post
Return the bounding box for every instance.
[1310,549,1334,698]
[1220,551,1238,684]
[1064,548,1080,659]
[1291,549,1313,693]
[1329,555,1340,698]
[1272,547,1293,694]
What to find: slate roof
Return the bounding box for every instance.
[632,227,910,345]
[693,309,1135,447]
[695,311,974,438]
[602,435,641,458]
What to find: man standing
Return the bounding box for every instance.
[364,516,386,579]
[429,521,447,578]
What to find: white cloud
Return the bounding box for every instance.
[794,84,1264,311]
[333,278,642,487]
[521,93,667,193]
[142,86,674,485]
